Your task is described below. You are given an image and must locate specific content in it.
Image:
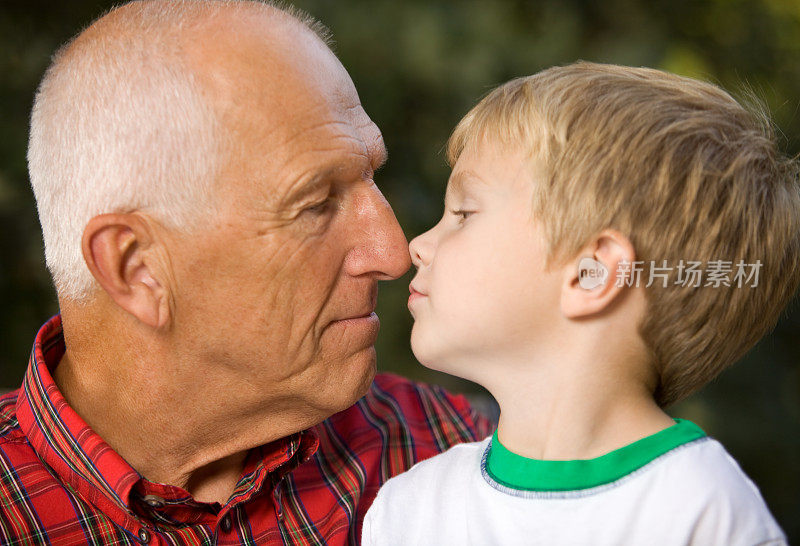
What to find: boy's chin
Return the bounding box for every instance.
[409,327,443,370]
[410,334,475,381]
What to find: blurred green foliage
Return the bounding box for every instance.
[1,0,798,540]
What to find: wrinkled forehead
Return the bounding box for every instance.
[178,9,384,203]
[185,11,355,121]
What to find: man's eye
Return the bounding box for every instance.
[304,199,332,215]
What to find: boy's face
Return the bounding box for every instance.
[408,141,564,382]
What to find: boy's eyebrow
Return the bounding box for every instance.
[445,170,488,203]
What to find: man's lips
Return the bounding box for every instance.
[328,312,380,335]
[334,311,377,321]
[332,288,378,323]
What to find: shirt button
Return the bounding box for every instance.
[273,488,283,520]
[137,528,151,543]
[220,514,232,533]
[143,495,165,509]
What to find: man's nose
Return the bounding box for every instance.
[344,181,411,280]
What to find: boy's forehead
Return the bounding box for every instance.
[445,143,537,205]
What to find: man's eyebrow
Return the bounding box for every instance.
[284,173,330,206]
[372,141,388,171]
[285,147,387,206]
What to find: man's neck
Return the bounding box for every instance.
[53,348,283,505]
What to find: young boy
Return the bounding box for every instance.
[362,62,797,545]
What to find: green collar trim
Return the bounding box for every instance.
[485,418,706,492]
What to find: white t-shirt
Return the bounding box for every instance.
[362,419,786,546]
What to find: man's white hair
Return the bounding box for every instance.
[27,0,333,303]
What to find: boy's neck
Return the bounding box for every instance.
[483,347,674,462]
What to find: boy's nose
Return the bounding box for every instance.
[409,229,434,269]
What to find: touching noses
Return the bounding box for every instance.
[345,182,411,280]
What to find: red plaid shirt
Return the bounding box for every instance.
[0,315,493,545]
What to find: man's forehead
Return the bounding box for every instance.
[180,2,356,111]
[175,5,388,193]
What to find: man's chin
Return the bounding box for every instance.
[348,347,377,400]
[317,347,377,415]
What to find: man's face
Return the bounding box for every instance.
[165,16,410,420]
[407,142,563,384]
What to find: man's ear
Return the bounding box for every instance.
[81,212,171,329]
[561,229,637,319]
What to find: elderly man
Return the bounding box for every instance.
[0,1,492,544]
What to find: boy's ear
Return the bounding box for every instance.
[560,229,637,319]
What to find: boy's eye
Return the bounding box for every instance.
[451,209,475,222]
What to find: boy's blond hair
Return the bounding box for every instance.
[448,61,800,407]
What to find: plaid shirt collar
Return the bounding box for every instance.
[15,314,319,526]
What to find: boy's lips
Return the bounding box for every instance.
[408,284,427,306]
[409,283,427,296]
